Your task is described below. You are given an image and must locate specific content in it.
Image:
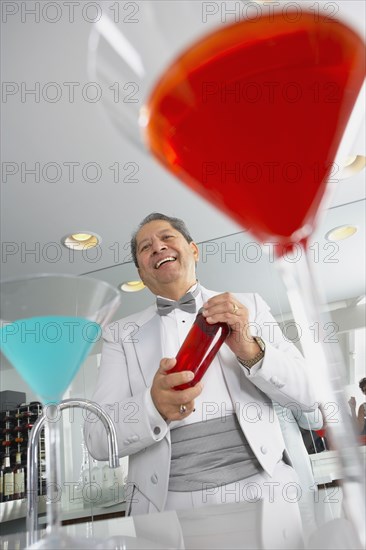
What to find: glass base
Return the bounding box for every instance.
[28,533,167,549]
[28,533,97,549]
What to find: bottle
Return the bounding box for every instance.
[1,436,13,448]
[170,307,230,390]
[13,451,25,500]
[2,420,15,434]
[3,410,14,422]
[2,455,14,501]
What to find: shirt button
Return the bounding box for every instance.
[153,426,161,436]
[151,474,158,484]
[260,446,268,455]
[123,439,130,445]
[131,435,139,442]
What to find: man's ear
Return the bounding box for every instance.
[190,242,199,263]
[137,267,144,283]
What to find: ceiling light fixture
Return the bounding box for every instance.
[120,281,145,292]
[62,232,101,250]
[71,233,93,241]
[339,155,366,179]
[325,225,358,242]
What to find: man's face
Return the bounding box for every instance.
[135,220,199,297]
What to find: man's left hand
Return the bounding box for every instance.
[202,292,261,362]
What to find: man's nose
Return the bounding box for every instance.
[151,238,167,253]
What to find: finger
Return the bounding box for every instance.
[203,296,246,322]
[171,382,203,404]
[202,308,243,327]
[169,400,197,421]
[161,370,194,390]
[159,357,177,373]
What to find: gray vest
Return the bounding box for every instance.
[169,414,262,491]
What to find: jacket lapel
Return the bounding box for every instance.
[132,310,163,388]
[124,305,162,392]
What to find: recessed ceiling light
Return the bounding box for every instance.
[339,155,366,180]
[325,225,358,242]
[62,232,101,250]
[71,233,93,242]
[120,281,145,292]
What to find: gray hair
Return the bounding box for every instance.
[130,213,193,267]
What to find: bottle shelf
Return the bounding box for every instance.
[0,402,44,504]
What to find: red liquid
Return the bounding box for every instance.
[170,311,229,391]
[145,13,365,255]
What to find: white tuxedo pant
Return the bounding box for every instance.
[164,461,305,549]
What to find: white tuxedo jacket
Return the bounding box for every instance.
[84,288,318,515]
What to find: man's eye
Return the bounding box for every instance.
[140,244,150,252]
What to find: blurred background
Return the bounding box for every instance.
[1,0,365,399]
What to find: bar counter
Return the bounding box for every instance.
[0,496,363,550]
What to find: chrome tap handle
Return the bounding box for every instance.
[26,399,119,544]
[26,412,46,547]
[61,399,119,469]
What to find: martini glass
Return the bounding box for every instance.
[88,2,365,546]
[0,274,121,549]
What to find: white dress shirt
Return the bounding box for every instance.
[159,284,236,427]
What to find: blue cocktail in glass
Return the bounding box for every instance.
[0,274,121,548]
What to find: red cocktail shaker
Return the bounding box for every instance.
[171,308,230,390]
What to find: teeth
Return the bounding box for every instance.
[155,257,176,269]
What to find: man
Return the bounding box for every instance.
[348,377,366,435]
[84,213,318,517]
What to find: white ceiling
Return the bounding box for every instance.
[1,0,365,324]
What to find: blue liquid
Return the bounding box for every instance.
[0,316,101,404]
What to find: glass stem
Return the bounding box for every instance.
[45,403,62,536]
[277,243,365,545]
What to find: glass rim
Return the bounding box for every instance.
[0,272,121,298]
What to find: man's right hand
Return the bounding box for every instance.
[150,357,203,421]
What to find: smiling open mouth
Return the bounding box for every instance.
[155,257,176,269]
